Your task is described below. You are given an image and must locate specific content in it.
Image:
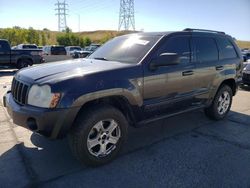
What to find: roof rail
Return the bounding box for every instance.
[183,28,225,35]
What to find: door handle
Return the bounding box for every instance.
[215,65,224,71]
[182,70,194,76]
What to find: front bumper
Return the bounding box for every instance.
[3,92,80,139]
[40,57,45,63]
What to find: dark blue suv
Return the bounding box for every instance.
[4,29,243,166]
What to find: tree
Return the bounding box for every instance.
[40,32,47,46]
[84,37,91,46]
[26,27,39,44]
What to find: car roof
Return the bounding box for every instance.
[123,29,231,39]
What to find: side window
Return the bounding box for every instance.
[217,37,237,59]
[193,37,218,62]
[157,36,191,64]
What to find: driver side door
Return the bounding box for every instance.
[143,35,197,118]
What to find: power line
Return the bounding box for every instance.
[55,1,68,32]
[118,0,135,31]
[72,1,112,13]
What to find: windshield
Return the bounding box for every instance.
[89,34,161,64]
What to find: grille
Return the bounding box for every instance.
[243,73,250,80]
[11,78,30,105]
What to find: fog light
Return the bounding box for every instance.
[27,118,38,131]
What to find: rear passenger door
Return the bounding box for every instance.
[216,37,240,78]
[192,37,220,103]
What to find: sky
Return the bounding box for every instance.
[0,0,249,40]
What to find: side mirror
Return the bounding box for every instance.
[149,53,180,70]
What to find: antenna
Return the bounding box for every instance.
[118,0,135,31]
[55,1,68,32]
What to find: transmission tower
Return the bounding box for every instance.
[118,0,135,31]
[55,1,68,32]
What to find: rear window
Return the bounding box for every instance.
[217,37,237,59]
[0,41,10,52]
[193,37,218,62]
[51,46,66,52]
[70,47,81,51]
[23,45,37,49]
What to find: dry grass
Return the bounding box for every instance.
[236,40,250,49]
[76,30,135,43]
[45,30,135,44]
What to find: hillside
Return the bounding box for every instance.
[74,31,250,49]
[1,28,249,49]
[236,41,250,49]
[77,30,135,43]
[48,30,250,48]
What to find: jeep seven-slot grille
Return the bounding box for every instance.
[11,78,29,105]
[243,73,250,80]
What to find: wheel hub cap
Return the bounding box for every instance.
[217,91,230,115]
[87,119,121,158]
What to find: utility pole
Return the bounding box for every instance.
[55,1,68,32]
[77,14,80,32]
[118,0,135,31]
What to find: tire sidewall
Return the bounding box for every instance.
[212,85,233,120]
[71,106,128,166]
[17,59,30,69]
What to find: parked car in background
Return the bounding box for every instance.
[65,46,82,56]
[86,44,101,52]
[242,63,250,85]
[43,45,66,55]
[3,29,243,166]
[72,44,101,58]
[0,39,44,69]
[242,50,250,62]
[72,50,90,58]
[17,44,38,49]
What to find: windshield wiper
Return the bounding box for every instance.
[93,57,109,61]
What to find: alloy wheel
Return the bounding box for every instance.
[87,119,121,158]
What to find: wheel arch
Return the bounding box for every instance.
[17,57,33,65]
[73,95,137,127]
[219,78,237,96]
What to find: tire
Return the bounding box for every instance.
[16,59,31,69]
[68,105,128,166]
[205,85,233,120]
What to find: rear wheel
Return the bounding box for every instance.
[16,59,31,69]
[205,85,233,120]
[69,105,128,166]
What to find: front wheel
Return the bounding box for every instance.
[205,85,233,120]
[69,105,128,166]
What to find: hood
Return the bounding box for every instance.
[16,58,132,84]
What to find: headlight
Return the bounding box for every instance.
[243,67,250,74]
[27,85,61,108]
